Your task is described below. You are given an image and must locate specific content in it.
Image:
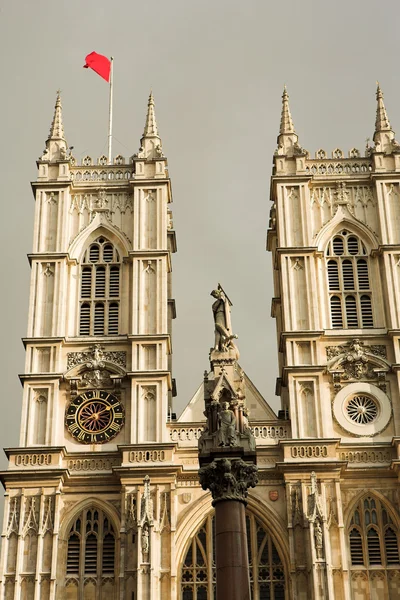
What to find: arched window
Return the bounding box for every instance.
[66,507,116,597]
[79,237,121,336]
[181,512,286,600]
[348,495,400,593]
[326,231,373,328]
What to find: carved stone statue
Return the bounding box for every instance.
[217,402,237,447]
[314,520,323,558]
[211,286,238,354]
[141,523,150,559]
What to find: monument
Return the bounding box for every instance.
[198,285,258,600]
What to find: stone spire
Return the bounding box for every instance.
[48,90,66,142]
[276,86,301,157]
[373,83,395,152]
[137,91,164,160]
[143,91,159,137]
[39,91,68,162]
[280,85,295,135]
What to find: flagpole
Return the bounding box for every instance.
[108,56,114,164]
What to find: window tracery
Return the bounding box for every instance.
[79,237,120,336]
[348,495,400,593]
[66,507,116,598]
[181,512,285,600]
[326,231,373,329]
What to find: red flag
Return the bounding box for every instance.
[83,52,111,82]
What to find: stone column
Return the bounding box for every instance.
[199,452,257,600]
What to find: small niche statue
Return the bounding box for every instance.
[217,401,237,447]
[211,285,239,355]
[141,523,150,561]
[314,520,323,559]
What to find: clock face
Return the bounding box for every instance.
[65,390,124,444]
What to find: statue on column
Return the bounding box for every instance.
[211,285,239,356]
[217,401,237,447]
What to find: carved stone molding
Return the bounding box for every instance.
[199,457,258,505]
[67,344,127,370]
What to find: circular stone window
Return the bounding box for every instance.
[333,383,391,437]
[346,395,378,424]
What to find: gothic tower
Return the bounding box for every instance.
[3,83,400,600]
[268,84,400,598]
[0,91,177,600]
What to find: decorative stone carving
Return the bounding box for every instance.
[126,493,137,531]
[159,492,170,533]
[23,497,39,536]
[198,458,258,505]
[7,497,20,537]
[327,497,338,529]
[291,487,303,528]
[144,260,156,274]
[292,257,304,271]
[144,190,156,202]
[314,519,323,558]
[141,523,150,561]
[211,285,239,354]
[334,181,350,206]
[140,475,154,526]
[307,472,324,522]
[67,344,126,370]
[46,192,58,205]
[42,263,54,277]
[326,339,389,390]
[42,496,54,534]
[217,402,237,447]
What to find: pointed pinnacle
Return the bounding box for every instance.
[143,91,159,137]
[280,85,295,135]
[375,82,391,133]
[48,90,65,140]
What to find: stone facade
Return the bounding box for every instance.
[1,85,400,600]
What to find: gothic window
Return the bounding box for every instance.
[181,512,286,600]
[66,507,116,596]
[348,495,400,589]
[79,237,121,336]
[326,232,373,328]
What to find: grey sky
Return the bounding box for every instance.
[0,0,399,482]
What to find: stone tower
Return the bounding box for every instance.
[267,84,400,598]
[2,83,400,600]
[0,91,177,600]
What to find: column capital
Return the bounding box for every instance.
[199,457,258,506]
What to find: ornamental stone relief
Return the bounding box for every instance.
[326,338,388,391]
[7,497,20,537]
[69,192,132,215]
[22,497,39,536]
[67,344,126,370]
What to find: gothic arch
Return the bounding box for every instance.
[57,498,121,599]
[68,217,131,262]
[344,489,400,531]
[175,491,290,577]
[315,208,378,254]
[58,497,120,543]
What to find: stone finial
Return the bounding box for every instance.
[135,91,164,161]
[276,86,303,157]
[375,83,391,134]
[373,83,395,152]
[280,85,295,135]
[143,91,159,137]
[48,90,66,141]
[39,91,68,162]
